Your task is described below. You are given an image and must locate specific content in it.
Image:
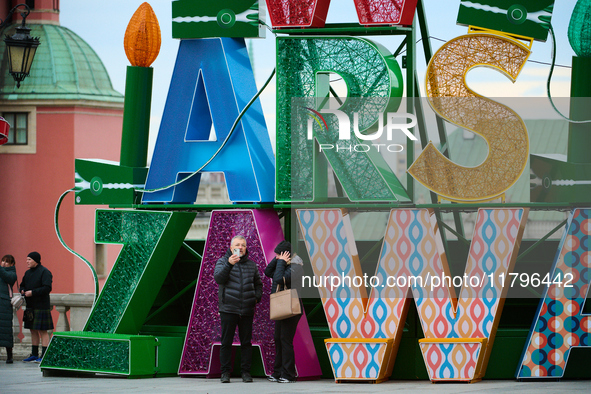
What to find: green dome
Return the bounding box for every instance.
[0,23,124,102]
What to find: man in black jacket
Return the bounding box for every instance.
[214,235,262,383]
[20,252,53,363]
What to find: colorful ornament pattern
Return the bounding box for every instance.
[326,340,391,380]
[419,341,484,381]
[298,208,527,381]
[517,208,591,378]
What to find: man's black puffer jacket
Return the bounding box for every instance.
[214,249,263,316]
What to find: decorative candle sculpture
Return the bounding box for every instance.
[74,3,160,206]
[120,2,161,168]
[124,3,161,67]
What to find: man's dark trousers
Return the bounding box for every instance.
[220,312,254,374]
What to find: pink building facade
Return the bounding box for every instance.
[0,0,124,300]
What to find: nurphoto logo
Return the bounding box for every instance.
[305,107,418,153]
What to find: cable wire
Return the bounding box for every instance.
[259,19,276,35]
[546,24,591,123]
[54,189,98,305]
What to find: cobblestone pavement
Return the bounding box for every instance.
[0,361,589,394]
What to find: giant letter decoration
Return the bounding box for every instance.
[86,210,196,334]
[410,208,527,382]
[265,0,331,28]
[180,210,322,378]
[41,210,196,376]
[265,0,418,28]
[298,208,527,382]
[297,209,409,382]
[276,37,407,202]
[409,33,530,202]
[353,0,418,26]
[517,208,591,378]
[143,37,275,204]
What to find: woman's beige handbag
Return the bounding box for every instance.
[269,279,301,321]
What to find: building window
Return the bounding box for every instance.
[3,112,28,145]
[0,106,36,154]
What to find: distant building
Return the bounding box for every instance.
[0,0,124,295]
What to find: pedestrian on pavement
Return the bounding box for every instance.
[0,254,17,364]
[214,235,263,383]
[19,252,53,363]
[264,240,304,383]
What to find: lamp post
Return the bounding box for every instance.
[0,3,40,88]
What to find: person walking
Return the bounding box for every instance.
[264,240,304,383]
[0,255,17,364]
[20,252,53,363]
[214,235,263,383]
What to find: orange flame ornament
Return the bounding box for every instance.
[124,2,161,67]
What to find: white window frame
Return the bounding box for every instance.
[0,106,37,154]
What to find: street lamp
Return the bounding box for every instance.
[1,3,40,88]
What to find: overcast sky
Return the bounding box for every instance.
[58,1,577,156]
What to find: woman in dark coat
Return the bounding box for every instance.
[264,240,304,383]
[0,254,17,363]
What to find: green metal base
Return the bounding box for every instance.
[41,331,184,378]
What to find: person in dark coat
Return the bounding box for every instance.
[264,240,304,383]
[0,255,17,363]
[214,235,263,384]
[19,252,53,363]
